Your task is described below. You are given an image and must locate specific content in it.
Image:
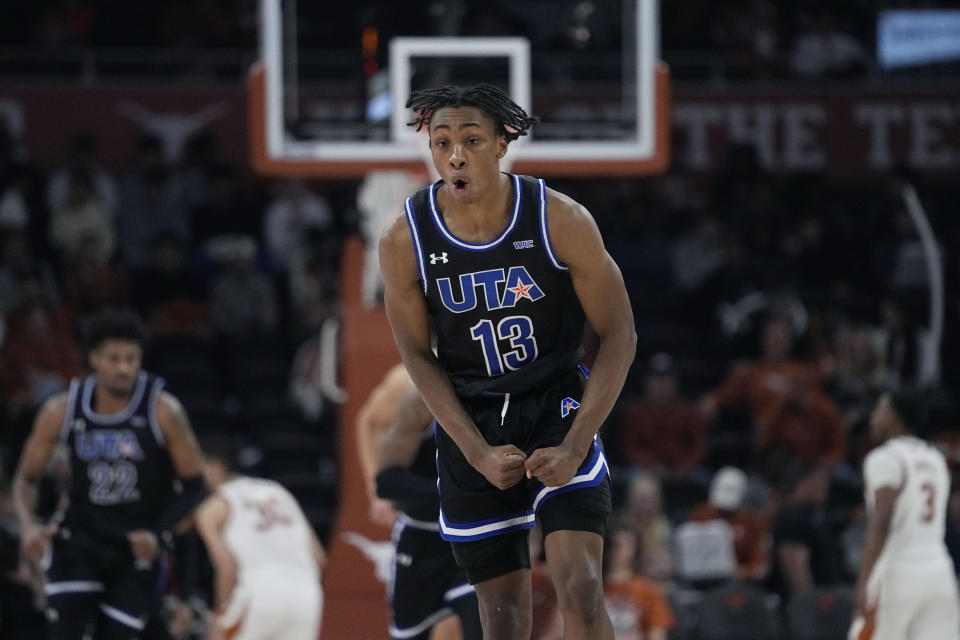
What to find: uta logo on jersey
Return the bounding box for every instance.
[76,430,145,462]
[437,265,545,312]
[430,252,449,264]
[560,397,580,418]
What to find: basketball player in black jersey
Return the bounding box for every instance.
[360,364,482,640]
[12,309,207,639]
[380,85,636,640]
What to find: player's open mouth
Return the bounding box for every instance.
[451,179,470,195]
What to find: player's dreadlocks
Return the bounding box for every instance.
[406,84,540,143]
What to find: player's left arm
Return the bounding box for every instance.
[854,486,897,615]
[525,189,636,487]
[157,392,205,478]
[129,392,208,561]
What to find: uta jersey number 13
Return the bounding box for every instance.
[470,315,538,376]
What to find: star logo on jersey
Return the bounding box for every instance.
[130,416,147,428]
[507,281,535,301]
[430,252,449,264]
[560,397,581,418]
[119,439,139,459]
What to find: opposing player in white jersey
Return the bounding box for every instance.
[851,391,960,640]
[195,444,326,640]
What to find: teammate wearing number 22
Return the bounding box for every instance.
[13,309,207,640]
[380,84,636,639]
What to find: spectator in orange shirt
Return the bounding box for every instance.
[701,316,845,466]
[619,353,706,475]
[688,467,771,582]
[755,387,845,465]
[604,525,675,640]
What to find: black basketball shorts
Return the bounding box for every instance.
[435,366,612,584]
[44,527,163,639]
[388,516,476,639]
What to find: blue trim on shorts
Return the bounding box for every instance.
[439,440,608,542]
[439,512,536,542]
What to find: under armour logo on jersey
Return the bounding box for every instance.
[430,252,449,264]
[560,397,580,418]
[73,418,86,433]
[513,240,535,249]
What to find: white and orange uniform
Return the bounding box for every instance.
[217,477,323,640]
[852,436,959,640]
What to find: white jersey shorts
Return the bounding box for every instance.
[219,572,323,640]
[850,561,960,640]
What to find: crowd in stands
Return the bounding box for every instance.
[2,108,960,636]
[1,113,960,637]
[2,2,960,637]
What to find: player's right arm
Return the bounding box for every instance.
[13,393,68,562]
[379,215,526,490]
[855,486,896,615]
[373,385,440,514]
[356,364,411,526]
[194,493,237,613]
[376,385,433,470]
[854,449,901,616]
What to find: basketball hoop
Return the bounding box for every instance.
[250,0,670,178]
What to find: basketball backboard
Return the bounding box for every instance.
[250,0,670,177]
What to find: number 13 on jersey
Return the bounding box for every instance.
[470,315,538,376]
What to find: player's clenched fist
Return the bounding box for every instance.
[20,522,57,563]
[525,443,582,488]
[472,444,527,490]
